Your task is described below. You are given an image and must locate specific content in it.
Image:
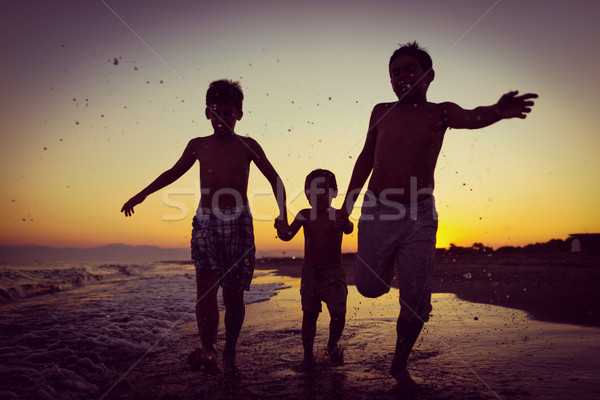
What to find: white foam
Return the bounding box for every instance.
[0,262,283,399]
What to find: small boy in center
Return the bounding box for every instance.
[277,169,354,371]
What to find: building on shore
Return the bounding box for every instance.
[569,233,600,252]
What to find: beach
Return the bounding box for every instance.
[102,253,600,400]
[1,253,600,399]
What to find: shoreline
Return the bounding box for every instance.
[101,271,600,400]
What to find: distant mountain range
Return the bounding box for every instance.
[0,244,191,263]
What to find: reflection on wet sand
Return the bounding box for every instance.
[109,272,600,400]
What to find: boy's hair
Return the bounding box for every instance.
[206,79,244,112]
[389,41,433,74]
[305,169,338,192]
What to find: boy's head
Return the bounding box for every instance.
[305,169,338,211]
[205,79,244,135]
[389,41,432,74]
[388,41,435,101]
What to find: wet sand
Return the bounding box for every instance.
[100,253,600,400]
[258,252,600,328]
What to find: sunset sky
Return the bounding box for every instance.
[1,0,599,256]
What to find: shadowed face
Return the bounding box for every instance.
[389,54,434,102]
[205,101,242,136]
[305,178,336,211]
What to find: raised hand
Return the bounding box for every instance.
[496,90,538,119]
[121,193,146,217]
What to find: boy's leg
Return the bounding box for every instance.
[391,196,437,388]
[327,311,345,364]
[355,192,400,298]
[297,311,319,371]
[195,269,221,374]
[222,286,245,375]
[390,317,423,388]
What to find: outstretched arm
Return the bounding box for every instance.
[246,138,288,225]
[443,90,538,130]
[335,105,380,228]
[121,141,196,217]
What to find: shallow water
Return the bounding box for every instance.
[0,262,283,400]
[341,288,600,399]
[1,265,599,399]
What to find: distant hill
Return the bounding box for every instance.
[0,244,191,263]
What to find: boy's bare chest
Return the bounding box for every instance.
[193,140,251,169]
[376,108,445,150]
[304,214,339,239]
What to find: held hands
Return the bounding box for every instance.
[121,193,146,217]
[495,90,538,119]
[334,208,350,230]
[274,218,291,241]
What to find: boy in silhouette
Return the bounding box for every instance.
[122,79,287,376]
[336,42,537,389]
[278,169,354,371]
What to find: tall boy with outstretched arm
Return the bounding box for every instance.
[122,79,287,376]
[336,42,537,389]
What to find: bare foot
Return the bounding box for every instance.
[203,349,222,375]
[223,350,240,377]
[187,347,205,372]
[327,345,344,365]
[389,363,418,392]
[187,346,222,375]
[292,356,314,373]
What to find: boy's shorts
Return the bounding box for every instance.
[300,261,347,314]
[355,191,438,323]
[190,205,255,291]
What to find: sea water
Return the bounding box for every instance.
[0,261,284,400]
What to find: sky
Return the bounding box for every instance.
[1,0,599,257]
